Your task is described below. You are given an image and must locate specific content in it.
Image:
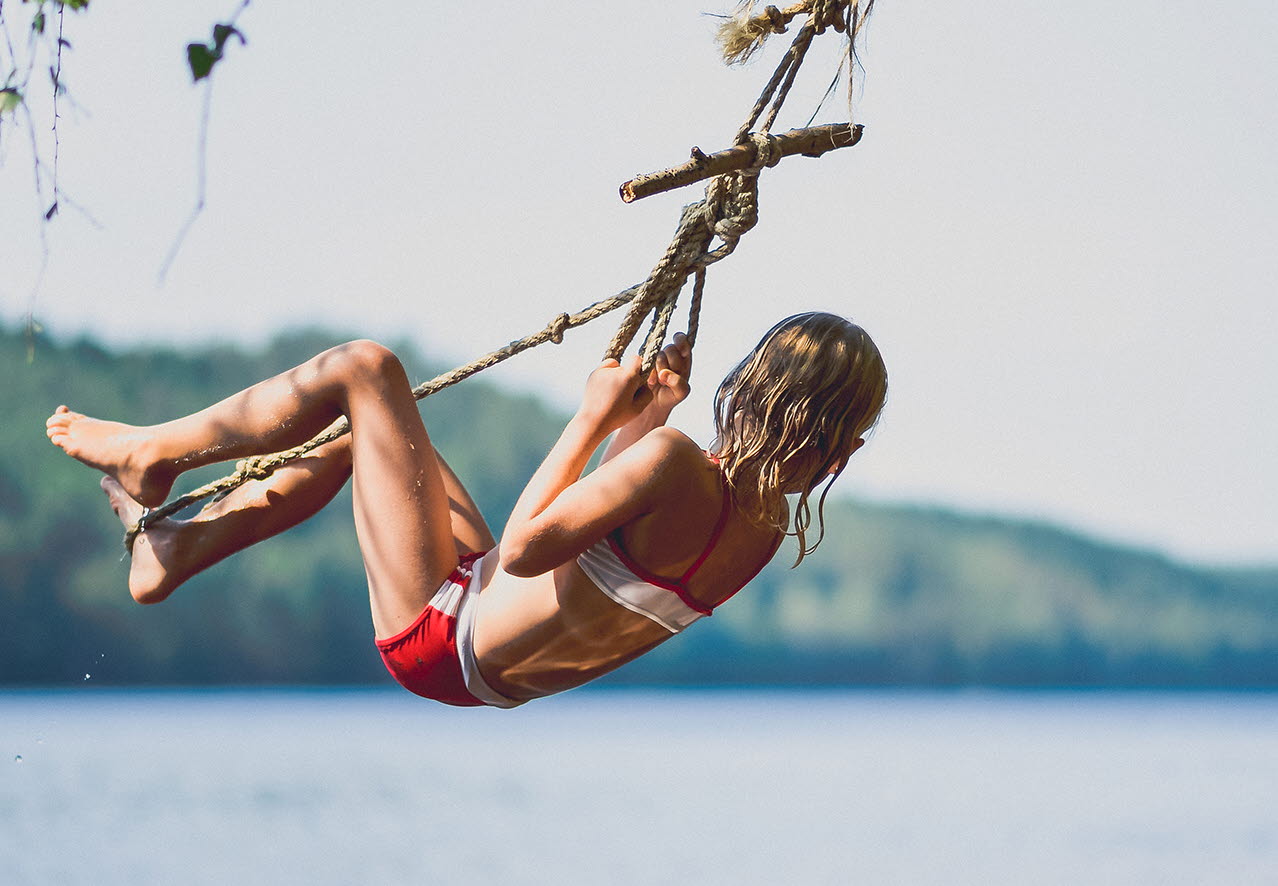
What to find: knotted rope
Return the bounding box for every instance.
[124,1,867,550]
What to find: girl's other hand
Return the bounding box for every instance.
[649,332,692,415]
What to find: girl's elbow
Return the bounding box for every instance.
[498,539,544,578]
[501,555,541,578]
[502,546,575,578]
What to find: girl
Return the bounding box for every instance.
[46,312,886,707]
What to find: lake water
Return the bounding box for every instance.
[1,688,1274,885]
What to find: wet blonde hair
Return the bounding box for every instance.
[712,312,887,564]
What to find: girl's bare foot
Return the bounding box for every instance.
[47,407,177,507]
[101,476,191,604]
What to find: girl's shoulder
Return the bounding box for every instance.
[632,426,710,470]
[604,427,714,498]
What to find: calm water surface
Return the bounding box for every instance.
[1,688,1274,885]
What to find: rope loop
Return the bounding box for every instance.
[811,0,839,34]
[714,205,755,240]
[748,132,781,171]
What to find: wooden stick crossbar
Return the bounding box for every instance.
[619,122,863,203]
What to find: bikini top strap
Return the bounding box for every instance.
[678,467,733,584]
[713,528,784,607]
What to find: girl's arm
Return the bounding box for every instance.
[500,356,661,576]
[600,333,692,465]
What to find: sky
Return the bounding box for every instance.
[3,2,1275,566]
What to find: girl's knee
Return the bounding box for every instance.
[330,340,404,385]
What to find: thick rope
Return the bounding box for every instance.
[686,268,706,348]
[123,1,858,551]
[123,287,642,548]
[738,18,818,141]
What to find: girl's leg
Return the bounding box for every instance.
[109,438,354,604]
[435,451,497,555]
[49,340,468,637]
[48,343,395,507]
[111,435,496,606]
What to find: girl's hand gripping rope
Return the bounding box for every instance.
[647,332,693,419]
[578,355,655,434]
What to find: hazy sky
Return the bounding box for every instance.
[3,2,1275,565]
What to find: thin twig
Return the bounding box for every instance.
[157,0,252,283]
[47,3,63,220]
[157,78,212,283]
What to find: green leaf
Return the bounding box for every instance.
[211,24,245,53]
[187,43,219,82]
[33,11,46,34]
[0,88,22,115]
[187,23,246,83]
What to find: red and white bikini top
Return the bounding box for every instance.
[576,467,775,633]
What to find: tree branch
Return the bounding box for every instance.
[619,122,863,203]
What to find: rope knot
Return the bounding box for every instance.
[711,168,762,241]
[122,507,152,556]
[235,456,275,482]
[548,312,570,344]
[714,205,757,239]
[763,5,788,34]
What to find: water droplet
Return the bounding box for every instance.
[83,673,91,681]
[13,755,22,764]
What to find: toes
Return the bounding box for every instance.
[100,476,141,523]
[46,408,74,430]
[100,474,132,503]
[101,475,130,497]
[45,408,82,448]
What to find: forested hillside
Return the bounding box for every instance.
[3,324,1275,688]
